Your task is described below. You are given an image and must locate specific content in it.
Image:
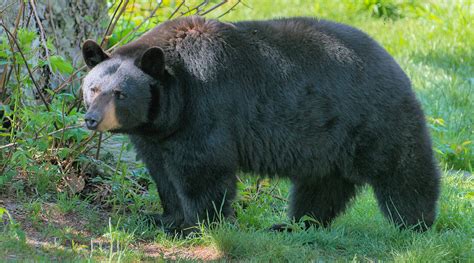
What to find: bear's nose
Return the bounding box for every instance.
[84,112,100,130]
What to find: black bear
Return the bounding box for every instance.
[82,16,440,233]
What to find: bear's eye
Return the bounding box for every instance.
[91,86,99,93]
[113,89,126,100]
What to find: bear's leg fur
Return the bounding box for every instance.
[289,172,358,227]
[172,165,237,233]
[371,132,440,231]
[149,167,184,230]
[371,158,439,231]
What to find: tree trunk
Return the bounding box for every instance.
[38,0,109,65]
[1,0,108,98]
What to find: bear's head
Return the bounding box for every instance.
[81,40,168,134]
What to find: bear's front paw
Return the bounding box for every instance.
[269,223,294,232]
[150,213,183,229]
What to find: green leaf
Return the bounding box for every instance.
[50,55,74,74]
[17,29,37,47]
[58,148,72,159]
[0,49,10,58]
[0,207,6,219]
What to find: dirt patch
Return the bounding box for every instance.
[0,196,223,261]
[141,243,222,261]
[1,196,101,247]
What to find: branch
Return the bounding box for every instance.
[101,0,124,46]
[200,0,228,16]
[0,125,82,150]
[0,1,25,101]
[106,3,162,52]
[218,0,241,18]
[180,0,209,16]
[168,0,186,19]
[29,0,53,74]
[101,0,130,48]
[0,1,16,15]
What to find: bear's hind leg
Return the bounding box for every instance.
[289,172,357,227]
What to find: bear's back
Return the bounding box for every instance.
[120,16,417,177]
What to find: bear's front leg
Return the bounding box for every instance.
[147,165,185,232]
[172,163,238,234]
[162,130,239,234]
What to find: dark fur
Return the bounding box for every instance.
[83,16,440,232]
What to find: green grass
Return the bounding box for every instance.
[1,0,473,261]
[1,172,473,261]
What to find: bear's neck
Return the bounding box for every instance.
[152,77,184,139]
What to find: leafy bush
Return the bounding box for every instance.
[0,0,250,201]
[0,27,90,194]
[361,0,428,19]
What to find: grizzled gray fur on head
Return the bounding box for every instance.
[82,16,440,234]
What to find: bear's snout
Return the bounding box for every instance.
[84,112,101,130]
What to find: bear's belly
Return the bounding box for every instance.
[236,128,345,178]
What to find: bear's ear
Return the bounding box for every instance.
[82,40,109,68]
[140,47,165,79]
